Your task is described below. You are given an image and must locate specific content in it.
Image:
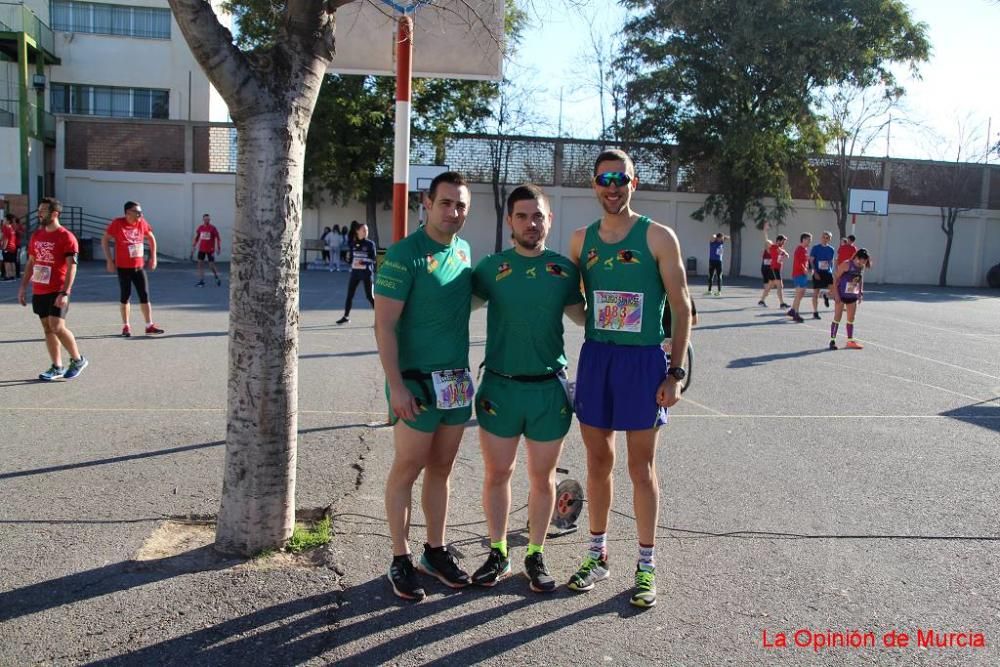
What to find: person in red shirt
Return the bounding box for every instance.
[102,201,164,336]
[17,197,89,380]
[757,225,789,308]
[14,217,25,278]
[1,215,16,281]
[836,235,857,265]
[190,213,222,287]
[786,233,813,323]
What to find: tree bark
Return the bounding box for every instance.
[939,207,956,287]
[727,203,746,277]
[168,0,342,555]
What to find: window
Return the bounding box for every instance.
[50,1,171,40]
[51,83,169,119]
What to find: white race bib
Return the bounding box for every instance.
[32,264,51,285]
[128,243,144,258]
[431,369,474,410]
[762,257,771,266]
[818,260,830,270]
[352,257,368,270]
[557,369,575,406]
[846,279,861,294]
[199,231,212,241]
[593,290,643,333]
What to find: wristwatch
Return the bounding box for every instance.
[666,366,686,381]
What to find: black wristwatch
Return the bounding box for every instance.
[666,366,686,381]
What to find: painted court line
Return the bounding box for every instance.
[813,359,990,403]
[866,313,1000,340]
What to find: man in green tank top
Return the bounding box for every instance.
[566,149,692,608]
[374,171,474,601]
[468,184,586,593]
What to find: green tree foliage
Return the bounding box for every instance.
[620,0,929,275]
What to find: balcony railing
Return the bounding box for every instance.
[0,2,56,55]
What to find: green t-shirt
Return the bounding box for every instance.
[472,248,584,376]
[580,216,666,346]
[374,226,472,372]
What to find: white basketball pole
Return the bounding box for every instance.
[392,16,413,242]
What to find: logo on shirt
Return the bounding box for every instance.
[545,263,569,278]
[478,398,498,416]
[585,248,599,269]
[33,240,56,264]
[525,267,537,279]
[456,249,469,265]
[425,254,439,273]
[496,261,512,281]
[617,249,640,264]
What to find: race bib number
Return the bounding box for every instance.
[432,369,474,410]
[199,231,212,241]
[32,264,51,285]
[762,257,771,266]
[846,278,861,295]
[593,290,643,333]
[128,243,144,258]
[818,260,830,270]
[352,257,368,270]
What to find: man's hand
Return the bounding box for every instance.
[389,383,421,422]
[17,285,27,307]
[149,256,157,271]
[656,378,682,408]
[105,259,114,273]
[55,293,68,308]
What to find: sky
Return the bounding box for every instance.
[506,0,999,162]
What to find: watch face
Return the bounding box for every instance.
[669,367,686,380]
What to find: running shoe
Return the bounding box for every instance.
[786,308,796,318]
[630,565,657,608]
[38,364,65,381]
[714,290,721,297]
[121,325,131,338]
[829,340,838,350]
[525,552,556,593]
[471,548,511,587]
[145,324,165,335]
[215,277,222,287]
[388,555,426,601]
[823,293,830,308]
[195,280,205,287]
[793,315,804,323]
[567,554,609,592]
[779,303,790,309]
[704,290,713,296]
[63,356,89,380]
[812,312,821,320]
[418,543,471,588]
[757,300,766,307]
[336,316,350,325]
[846,340,864,350]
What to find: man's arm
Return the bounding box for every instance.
[101,231,114,273]
[56,259,78,309]
[146,231,158,270]
[17,256,34,306]
[649,222,690,408]
[374,295,419,421]
[564,302,586,326]
[215,229,221,254]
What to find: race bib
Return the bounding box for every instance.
[762,257,771,266]
[352,257,368,270]
[128,243,144,258]
[432,369,475,410]
[593,290,643,333]
[846,278,861,295]
[557,369,575,406]
[818,260,830,270]
[200,231,212,241]
[32,264,51,285]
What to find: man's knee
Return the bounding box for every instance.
[627,456,656,485]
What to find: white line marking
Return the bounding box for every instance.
[813,360,990,403]
[866,313,1000,340]
[679,397,728,416]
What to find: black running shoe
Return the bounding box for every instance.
[418,543,471,588]
[524,552,556,593]
[812,312,821,320]
[779,303,790,309]
[829,340,838,350]
[757,300,766,307]
[471,547,511,587]
[388,555,426,601]
[823,293,830,308]
[336,316,350,325]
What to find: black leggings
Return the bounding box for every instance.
[707,260,723,291]
[117,268,150,303]
[344,271,374,316]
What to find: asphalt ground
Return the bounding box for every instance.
[0,263,998,666]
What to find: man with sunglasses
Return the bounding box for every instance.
[567,149,692,608]
[102,201,165,337]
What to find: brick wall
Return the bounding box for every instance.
[65,121,184,173]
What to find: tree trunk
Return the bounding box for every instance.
[938,207,956,287]
[727,204,746,277]
[365,189,379,246]
[215,113,307,555]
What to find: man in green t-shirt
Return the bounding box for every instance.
[374,171,474,601]
[566,149,692,609]
[468,184,585,593]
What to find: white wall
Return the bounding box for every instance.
[0,128,21,194]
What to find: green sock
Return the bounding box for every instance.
[490,539,508,558]
[526,543,543,556]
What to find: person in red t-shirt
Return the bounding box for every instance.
[757,224,789,308]
[102,200,164,337]
[190,213,222,286]
[1,215,16,280]
[17,197,89,381]
[836,235,857,265]
[786,233,813,323]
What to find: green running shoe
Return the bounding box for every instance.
[471,547,511,587]
[630,565,657,608]
[567,554,609,592]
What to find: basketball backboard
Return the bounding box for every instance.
[409,164,449,191]
[331,0,504,80]
[848,188,889,216]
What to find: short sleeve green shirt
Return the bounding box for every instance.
[472,248,584,376]
[374,226,472,372]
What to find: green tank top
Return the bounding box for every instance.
[580,216,666,346]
